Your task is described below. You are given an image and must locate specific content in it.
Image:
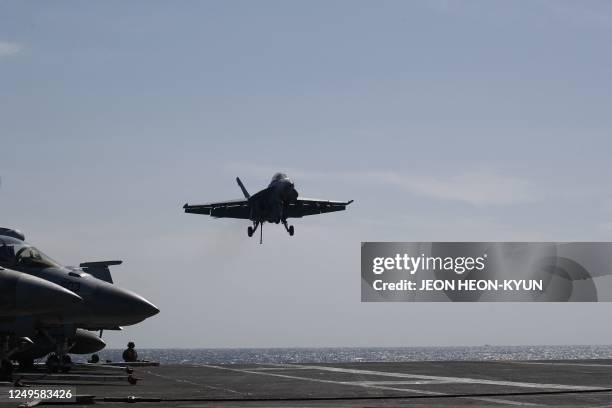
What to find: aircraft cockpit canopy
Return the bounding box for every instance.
[271,173,288,183]
[0,242,60,269]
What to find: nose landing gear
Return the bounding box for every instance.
[45,353,72,373]
[45,354,59,373]
[43,335,74,373]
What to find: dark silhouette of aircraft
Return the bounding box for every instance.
[0,228,159,374]
[183,173,353,243]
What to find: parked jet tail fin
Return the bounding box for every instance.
[80,260,122,284]
[236,177,250,199]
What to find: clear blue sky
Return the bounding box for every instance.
[1,1,612,348]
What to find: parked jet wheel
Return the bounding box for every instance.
[0,360,13,380]
[46,354,59,373]
[60,355,72,373]
[17,357,34,371]
[289,225,294,236]
[247,226,254,237]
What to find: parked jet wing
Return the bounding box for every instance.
[183,199,250,219]
[286,198,353,218]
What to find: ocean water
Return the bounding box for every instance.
[81,345,612,365]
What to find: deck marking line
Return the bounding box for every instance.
[200,364,540,406]
[355,380,457,385]
[247,367,319,371]
[144,369,246,396]
[265,363,604,391]
[507,362,612,368]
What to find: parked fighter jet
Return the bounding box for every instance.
[0,185,82,375]
[0,228,159,373]
[0,265,83,376]
[183,173,353,243]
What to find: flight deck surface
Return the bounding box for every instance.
[3,359,612,407]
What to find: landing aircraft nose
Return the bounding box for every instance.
[94,284,159,325]
[15,273,82,314]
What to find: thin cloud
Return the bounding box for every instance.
[544,0,612,28]
[0,41,21,57]
[428,0,612,29]
[360,169,538,206]
[226,163,539,206]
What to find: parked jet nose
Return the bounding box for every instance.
[14,272,82,314]
[94,283,159,325]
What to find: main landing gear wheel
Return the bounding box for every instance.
[248,222,262,243]
[17,357,34,371]
[46,354,60,373]
[60,355,72,373]
[282,220,294,237]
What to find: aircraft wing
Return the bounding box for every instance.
[183,199,250,219]
[286,198,353,218]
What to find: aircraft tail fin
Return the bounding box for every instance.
[236,177,250,199]
[80,260,122,284]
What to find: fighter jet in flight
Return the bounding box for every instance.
[0,228,159,373]
[183,173,353,243]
